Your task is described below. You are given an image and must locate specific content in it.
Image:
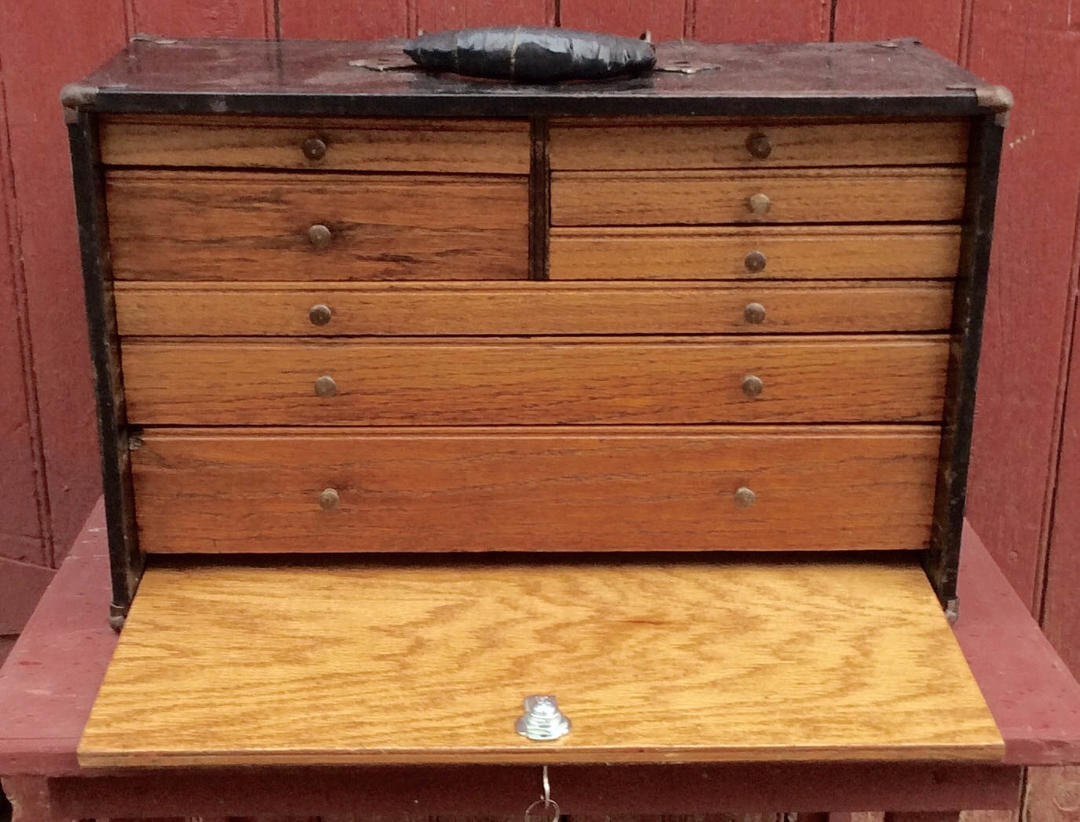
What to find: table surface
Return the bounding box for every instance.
[1,499,1079,817]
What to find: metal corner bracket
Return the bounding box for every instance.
[944,598,959,625]
[108,601,128,632]
[975,84,1014,127]
[60,83,99,122]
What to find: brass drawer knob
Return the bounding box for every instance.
[319,487,340,510]
[747,192,772,216]
[309,303,332,326]
[745,133,772,159]
[314,375,337,397]
[734,486,757,508]
[744,250,767,273]
[307,223,333,250]
[302,136,328,161]
[741,374,764,398]
[744,302,766,324]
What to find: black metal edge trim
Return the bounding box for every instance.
[528,118,550,281]
[923,113,1005,608]
[92,91,983,119]
[69,110,144,627]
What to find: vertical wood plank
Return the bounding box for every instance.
[1025,767,1080,821]
[414,0,555,34]
[558,0,687,41]
[832,0,965,61]
[693,0,829,42]
[278,0,409,40]
[127,0,273,37]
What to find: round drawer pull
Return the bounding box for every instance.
[307,223,333,250]
[744,250,767,273]
[743,302,766,324]
[734,486,757,508]
[302,136,328,161]
[319,487,340,511]
[309,303,332,326]
[747,192,772,216]
[745,133,772,159]
[741,374,764,398]
[314,375,338,397]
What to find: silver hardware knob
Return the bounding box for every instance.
[515,695,571,741]
[314,375,337,397]
[307,223,333,250]
[748,192,772,216]
[746,132,772,159]
[744,250,767,273]
[744,302,766,324]
[309,303,332,326]
[734,486,756,508]
[319,488,340,510]
[302,136,327,161]
[741,374,764,398]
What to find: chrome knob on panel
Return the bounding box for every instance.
[301,135,328,161]
[314,375,337,397]
[307,223,333,250]
[741,374,764,398]
[747,192,772,216]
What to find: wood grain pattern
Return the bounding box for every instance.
[548,226,962,280]
[119,337,950,425]
[100,116,531,174]
[113,281,955,336]
[549,120,969,170]
[77,553,1003,765]
[129,426,942,554]
[551,168,967,226]
[106,171,529,281]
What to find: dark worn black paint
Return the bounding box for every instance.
[529,118,550,281]
[67,110,143,627]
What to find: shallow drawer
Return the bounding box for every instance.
[549,226,961,280]
[549,118,969,170]
[120,337,948,425]
[113,281,954,336]
[101,115,531,174]
[550,168,966,226]
[130,426,940,554]
[107,171,529,281]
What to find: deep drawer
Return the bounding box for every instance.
[131,426,941,553]
[119,336,949,425]
[106,171,530,281]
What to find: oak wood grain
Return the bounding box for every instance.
[77,553,1003,765]
[112,281,955,336]
[548,226,961,280]
[100,116,531,174]
[129,425,941,554]
[550,168,966,226]
[119,336,949,425]
[106,170,529,281]
[549,119,969,170]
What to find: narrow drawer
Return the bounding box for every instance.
[131,426,941,553]
[549,226,962,280]
[113,281,954,336]
[120,337,949,425]
[107,171,529,281]
[549,118,969,170]
[550,168,966,226]
[101,115,531,174]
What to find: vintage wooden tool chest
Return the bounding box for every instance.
[64,36,1011,767]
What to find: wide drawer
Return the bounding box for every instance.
[101,116,532,174]
[551,168,966,226]
[113,281,954,336]
[106,171,529,281]
[130,426,940,554]
[548,226,961,280]
[119,337,949,425]
[549,118,969,170]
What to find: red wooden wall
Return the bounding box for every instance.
[1,0,1079,814]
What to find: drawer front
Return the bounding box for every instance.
[120,337,948,425]
[107,171,529,281]
[113,281,954,336]
[549,226,961,280]
[131,427,941,553]
[551,168,966,226]
[549,119,969,170]
[101,116,531,174]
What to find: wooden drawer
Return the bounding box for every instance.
[101,116,531,175]
[119,337,949,425]
[113,281,954,336]
[550,168,966,226]
[549,118,969,170]
[131,426,940,554]
[549,226,962,280]
[107,171,529,281]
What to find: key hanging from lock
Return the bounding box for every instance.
[523,765,560,822]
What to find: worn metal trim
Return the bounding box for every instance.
[68,110,144,627]
[923,113,1005,608]
[529,117,550,281]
